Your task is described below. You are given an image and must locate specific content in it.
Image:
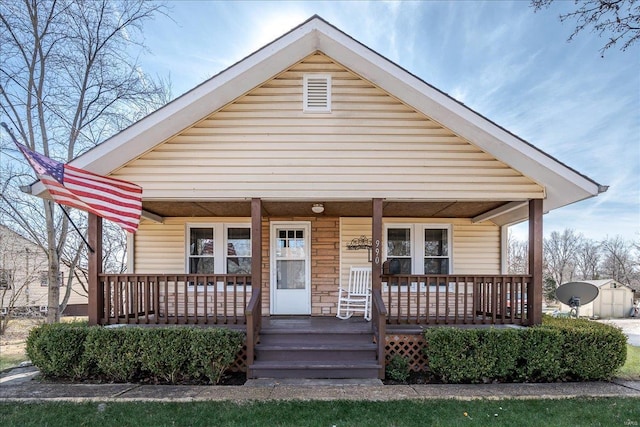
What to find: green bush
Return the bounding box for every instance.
[84,326,144,382]
[25,322,91,380]
[424,328,521,383]
[188,328,245,384]
[423,317,627,383]
[386,355,410,382]
[27,323,244,384]
[541,316,627,381]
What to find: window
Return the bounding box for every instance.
[0,270,12,290]
[386,227,412,274]
[226,227,251,275]
[424,228,449,274]
[186,224,251,278]
[303,74,331,112]
[39,271,65,287]
[188,228,215,274]
[384,224,452,275]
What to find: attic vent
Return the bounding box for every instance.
[303,74,331,112]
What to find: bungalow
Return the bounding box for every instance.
[28,16,606,379]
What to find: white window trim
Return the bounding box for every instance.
[185,223,251,291]
[303,73,331,113]
[383,223,453,291]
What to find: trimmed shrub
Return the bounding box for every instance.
[138,328,192,383]
[516,327,565,382]
[25,321,91,380]
[386,355,410,382]
[188,328,245,384]
[541,316,627,381]
[424,328,521,383]
[84,326,145,382]
[423,317,627,383]
[27,324,245,385]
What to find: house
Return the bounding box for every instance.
[558,279,635,319]
[26,16,605,378]
[0,225,87,316]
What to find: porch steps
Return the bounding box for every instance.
[249,326,381,379]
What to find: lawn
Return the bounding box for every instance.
[1,398,639,427]
[617,345,640,380]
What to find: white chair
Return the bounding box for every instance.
[336,266,372,321]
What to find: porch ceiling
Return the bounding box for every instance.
[142,200,509,219]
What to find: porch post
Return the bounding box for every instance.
[528,199,543,325]
[372,198,383,291]
[246,198,262,378]
[251,198,262,301]
[88,213,103,326]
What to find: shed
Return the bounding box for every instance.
[559,279,635,318]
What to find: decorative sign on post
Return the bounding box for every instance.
[347,235,373,262]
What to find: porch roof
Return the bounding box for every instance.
[141,200,508,220]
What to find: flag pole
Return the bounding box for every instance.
[2,122,95,253]
[59,206,95,253]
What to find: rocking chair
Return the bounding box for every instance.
[336,266,372,321]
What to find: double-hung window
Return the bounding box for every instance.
[384,224,452,275]
[187,224,251,288]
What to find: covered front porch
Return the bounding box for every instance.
[87,198,543,379]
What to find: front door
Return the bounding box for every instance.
[270,222,311,315]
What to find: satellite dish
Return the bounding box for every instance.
[555,281,599,318]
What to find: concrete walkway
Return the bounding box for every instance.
[1,364,639,402]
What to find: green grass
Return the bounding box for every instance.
[0,353,28,371]
[617,344,640,380]
[1,398,639,427]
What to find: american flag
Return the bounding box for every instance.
[15,142,142,233]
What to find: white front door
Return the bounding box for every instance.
[270,222,311,315]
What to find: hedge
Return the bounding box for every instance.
[423,316,627,383]
[26,323,244,384]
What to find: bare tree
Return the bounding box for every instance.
[531,0,640,55]
[600,235,640,287]
[507,231,529,274]
[544,229,582,286]
[575,238,602,280]
[0,0,168,323]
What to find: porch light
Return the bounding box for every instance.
[311,203,324,214]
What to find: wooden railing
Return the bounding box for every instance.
[371,288,387,379]
[381,274,531,325]
[245,286,262,378]
[98,274,252,325]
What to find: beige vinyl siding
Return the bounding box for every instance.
[340,218,501,283]
[134,217,250,274]
[114,53,543,201]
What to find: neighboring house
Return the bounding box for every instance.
[559,279,635,319]
[26,16,606,378]
[0,225,87,316]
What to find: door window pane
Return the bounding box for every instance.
[276,260,306,289]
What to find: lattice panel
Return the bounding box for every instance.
[385,334,428,372]
[229,343,247,373]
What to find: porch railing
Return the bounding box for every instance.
[371,288,387,379]
[98,274,252,325]
[245,286,262,378]
[381,274,531,325]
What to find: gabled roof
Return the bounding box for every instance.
[32,15,605,225]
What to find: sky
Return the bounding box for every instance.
[135,0,639,242]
